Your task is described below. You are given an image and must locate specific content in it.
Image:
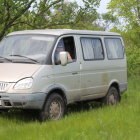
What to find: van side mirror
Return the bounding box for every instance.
[59,51,68,66]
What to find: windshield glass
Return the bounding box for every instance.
[0,34,56,64]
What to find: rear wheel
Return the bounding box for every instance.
[39,93,66,121]
[102,87,121,105]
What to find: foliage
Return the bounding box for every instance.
[0,0,101,40]
[95,13,119,31]
[126,45,140,76]
[108,0,140,45]
[108,0,140,26]
[0,77,140,140]
[0,0,35,40]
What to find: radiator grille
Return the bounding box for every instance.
[0,82,10,92]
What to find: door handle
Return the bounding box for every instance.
[72,72,78,75]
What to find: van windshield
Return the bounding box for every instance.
[0,34,56,64]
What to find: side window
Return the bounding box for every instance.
[55,36,76,64]
[81,38,104,60]
[104,38,124,59]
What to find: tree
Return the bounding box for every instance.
[95,13,119,31]
[108,0,140,46]
[26,0,101,29]
[0,0,35,40]
[108,0,140,26]
[0,0,101,40]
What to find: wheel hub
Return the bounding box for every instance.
[49,100,61,120]
[108,91,117,105]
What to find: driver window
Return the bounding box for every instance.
[55,36,76,65]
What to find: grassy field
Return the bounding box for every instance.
[0,77,140,140]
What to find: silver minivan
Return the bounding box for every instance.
[0,29,127,121]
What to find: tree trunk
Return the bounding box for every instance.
[137,0,140,20]
[0,29,7,41]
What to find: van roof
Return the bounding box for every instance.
[8,29,121,36]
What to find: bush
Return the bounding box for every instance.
[126,45,140,76]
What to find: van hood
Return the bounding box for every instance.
[0,63,41,82]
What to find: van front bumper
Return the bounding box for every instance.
[0,93,46,109]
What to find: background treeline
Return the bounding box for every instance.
[0,0,140,76]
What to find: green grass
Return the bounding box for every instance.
[0,77,140,140]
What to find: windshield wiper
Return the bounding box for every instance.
[10,54,39,64]
[0,56,12,62]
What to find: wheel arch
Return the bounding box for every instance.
[108,80,120,94]
[47,88,67,104]
[43,85,68,109]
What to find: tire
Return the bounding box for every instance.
[39,93,66,122]
[102,87,121,105]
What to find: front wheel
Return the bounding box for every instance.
[102,87,121,105]
[39,93,66,121]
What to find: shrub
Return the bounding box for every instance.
[126,45,140,76]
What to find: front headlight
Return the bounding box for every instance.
[14,78,33,90]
